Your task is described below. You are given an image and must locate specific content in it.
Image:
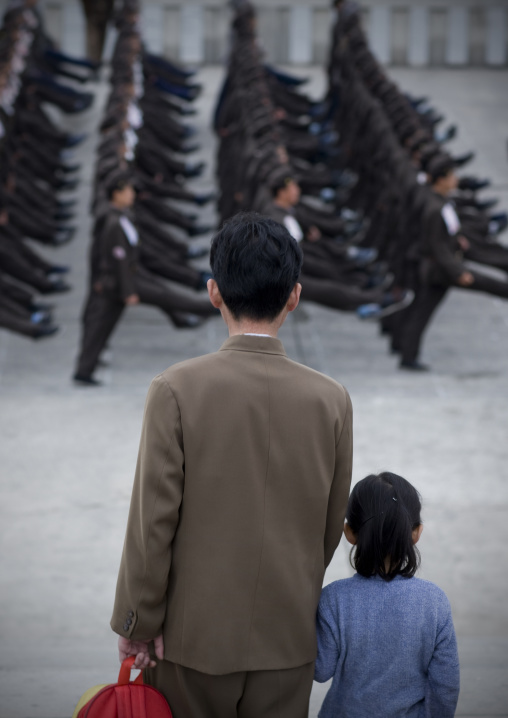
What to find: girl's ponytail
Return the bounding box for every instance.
[346,472,422,581]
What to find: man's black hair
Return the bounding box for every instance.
[346,472,422,582]
[210,212,303,322]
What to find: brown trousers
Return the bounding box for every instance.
[144,660,315,718]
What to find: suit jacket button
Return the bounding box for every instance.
[128,611,134,617]
[126,618,132,626]
[123,624,130,631]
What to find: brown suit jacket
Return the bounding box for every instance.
[111,335,353,674]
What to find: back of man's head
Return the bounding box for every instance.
[210,212,303,322]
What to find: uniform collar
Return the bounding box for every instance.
[219,334,286,356]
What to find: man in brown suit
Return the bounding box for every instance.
[111,213,353,717]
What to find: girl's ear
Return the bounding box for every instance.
[344,522,357,545]
[412,524,424,545]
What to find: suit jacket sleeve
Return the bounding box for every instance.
[111,375,185,640]
[323,388,353,568]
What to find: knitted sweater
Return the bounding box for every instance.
[315,574,460,718]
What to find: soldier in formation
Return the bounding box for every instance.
[0,0,96,340]
[215,1,415,325]
[328,0,508,370]
[73,2,218,385]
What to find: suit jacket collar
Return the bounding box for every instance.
[219,334,286,356]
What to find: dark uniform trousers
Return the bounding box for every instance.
[400,268,508,364]
[76,268,214,377]
[144,660,315,718]
[301,273,382,311]
[140,245,202,290]
[465,242,508,273]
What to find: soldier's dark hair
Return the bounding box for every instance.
[106,171,133,200]
[210,212,303,321]
[270,174,297,198]
[427,156,455,184]
[346,472,422,582]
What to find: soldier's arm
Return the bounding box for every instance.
[426,210,464,282]
[108,222,138,301]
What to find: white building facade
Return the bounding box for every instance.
[5,0,508,66]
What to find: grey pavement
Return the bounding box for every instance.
[0,66,508,718]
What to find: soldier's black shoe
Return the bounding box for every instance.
[453,151,475,168]
[474,198,498,211]
[184,161,205,178]
[54,211,75,222]
[364,271,394,291]
[357,290,414,321]
[178,106,197,116]
[60,163,81,174]
[171,313,206,329]
[186,245,209,259]
[64,133,87,147]
[47,265,70,275]
[30,310,53,326]
[193,192,215,206]
[33,325,59,339]
[409,95,429,108]
[188,225,213,237]
[52,227,76,245]
[489,214,508,235]
[57,199,78,210]
[73,373,102,386]
[458,176,490,192]
[56,179,79,192]
[435,124,457,143]
[399,360,430,372]
[45,279,72,294]
[182,125,198,138]
[30,301,55,313]
[181,143,201,154]
[197,271,213,290]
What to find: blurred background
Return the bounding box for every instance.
[1,0,507,67]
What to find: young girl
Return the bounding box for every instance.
[315,472,460,717]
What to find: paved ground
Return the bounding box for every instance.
[0,65,507,718]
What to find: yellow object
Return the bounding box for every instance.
[71,684,108,718]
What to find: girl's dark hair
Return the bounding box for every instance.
[346,472,422,581]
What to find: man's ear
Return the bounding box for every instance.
[286,283,302,313]
[412,524,424,545]
[344,522,357,545]
[207,278,223,309]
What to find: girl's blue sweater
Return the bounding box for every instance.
[315,573,460,717]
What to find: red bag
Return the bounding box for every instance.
[73,656,173,718]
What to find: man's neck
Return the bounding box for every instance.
[227,319,281,338]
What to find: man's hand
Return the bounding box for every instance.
[457,271,474,286]
[125,294,140,306]
[306,226,321,242]
[457,235,470,251]
[118,634,164,670]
